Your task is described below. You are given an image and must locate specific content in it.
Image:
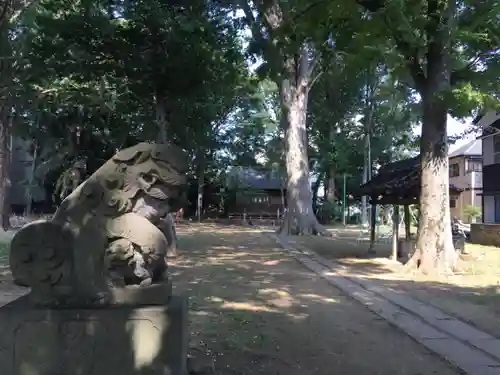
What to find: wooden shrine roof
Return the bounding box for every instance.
[357,156,463,204]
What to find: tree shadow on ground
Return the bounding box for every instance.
[0,226,474,375]
[285,235,396,275]
[348,268,500,338]
[289,232,500,338]
[165,228,463,375]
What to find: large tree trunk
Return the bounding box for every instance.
[155,94,168,143]
[26,142,38,215]
[312,170,323,213]
[154,93,180,255]
[280,84,318,234]
[239,1,327,236]
[361,84,374,226]
[325,166,336,203]
[0,0,41,230]
[360,133,371,225]
[0,23,12,231]
[407,92,457,274]
[0,108,11,231]
[326,127,336,203]
[196,157,204,223]
[405,0,457,274]
[278,50,328,236]
[280,184,285,212]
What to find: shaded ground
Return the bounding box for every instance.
[171,224,461,375]
[293,227,500,338]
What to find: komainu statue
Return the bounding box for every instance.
[9,142,188,306]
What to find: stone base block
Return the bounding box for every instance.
[0,294,188,375]
[471,223,500,247]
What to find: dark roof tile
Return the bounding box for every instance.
[358,155,463,199]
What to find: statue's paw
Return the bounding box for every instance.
[71,289,111,306]
[28,292,62,307]
[139,277,152,287]
[107,278,125,288]
[166,247,178,258]
[153,269,169,283]
[89,291,111,305]
[107,271,126,288]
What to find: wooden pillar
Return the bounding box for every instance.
[392,205,400,260]
[415,204,421,235]
[404,204,411,239]
[368,198,377,254]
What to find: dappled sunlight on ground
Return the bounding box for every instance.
[169,224,461,375]
[291,226,500,338]
[0,222,475,373]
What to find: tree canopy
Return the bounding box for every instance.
[1,0,498,272]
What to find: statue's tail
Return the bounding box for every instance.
[9,220,73,288]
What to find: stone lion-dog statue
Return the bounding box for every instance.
[9,142,188,306]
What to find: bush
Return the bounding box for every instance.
[462,205,481,223]
[316,200,342,224]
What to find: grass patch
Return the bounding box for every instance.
[459,243,500,276]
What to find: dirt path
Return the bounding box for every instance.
[172,225,462,375]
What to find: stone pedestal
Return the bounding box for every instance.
[0,290,188,375]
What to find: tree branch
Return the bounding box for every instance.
[450,65,472,86]
[396,40,426,92]
[356,0,426,92]
[292,0,328,22]
[425,0,455,82]
[0,1,11,27]
[307,52,323,90]
[239,0,282,77]
[239,0,267,48]
[10,0,38,24]
[356,0,385,13]
[309,70,323,90]
[450,50,496,85]
[295,44,323,93]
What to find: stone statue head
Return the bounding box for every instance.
[84,142,188,222]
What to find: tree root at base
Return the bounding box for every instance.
[403,247,458,276]
[277,212,331,237]
[402,255,422,274]
[166,246,178,258]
